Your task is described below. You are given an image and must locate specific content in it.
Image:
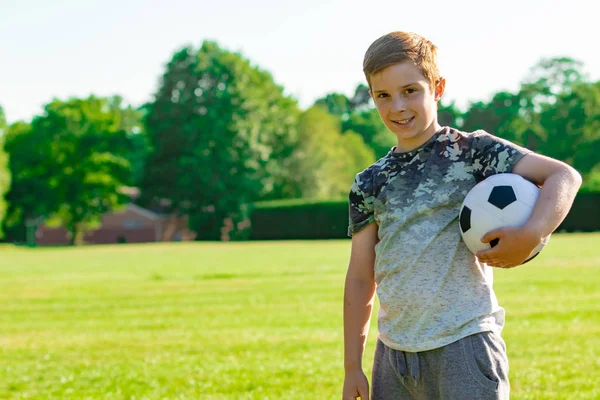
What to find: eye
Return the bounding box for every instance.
[377,93,389,99]
[404,88,418,95]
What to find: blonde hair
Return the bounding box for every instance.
[363,31,440,90]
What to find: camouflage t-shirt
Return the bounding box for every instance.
[348,126,531,352]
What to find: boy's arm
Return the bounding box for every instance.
[343,222,377,400]
[477,152,582,268]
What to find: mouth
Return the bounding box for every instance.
[391,116,414,127]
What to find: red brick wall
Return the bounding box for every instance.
[35,205,196,245]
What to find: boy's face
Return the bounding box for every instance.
[369,61,445,152]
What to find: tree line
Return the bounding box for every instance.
[1,42,598,244]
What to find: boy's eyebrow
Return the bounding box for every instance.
[372,82,421,93]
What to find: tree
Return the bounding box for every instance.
[313,83,373,120]
[514,57,587,149]
[342,108,394,159]
[521,59,600,190]
[3,121,55,243]
[107,96,148,187]
[521,57,585,102]
[349,83,372,111]
[287,107,374,199]
[340,130,376,181]
[538,81,600,189]
[437,99,463,128]
[459,57,598,189]
[141,42,300,240]
[0,105,10,238]
[461,91,525,145]
[314,84,402,159]
[313,93,351,120]
[4,97,133,245]
[0,105,6,136]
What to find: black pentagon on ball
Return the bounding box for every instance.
[459,205,471,232]
[488,185,517,210]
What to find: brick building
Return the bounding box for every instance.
[35,202,196,246]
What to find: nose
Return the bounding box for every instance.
[391,96,407,113]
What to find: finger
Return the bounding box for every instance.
[481,228,505,244]
[477,254,499,265]
[476,248,497,259]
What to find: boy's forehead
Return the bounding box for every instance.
[370,62,428,90]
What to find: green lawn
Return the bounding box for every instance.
[0,233,598,399]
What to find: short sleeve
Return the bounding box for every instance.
[348,171,376,237]
[470,130,532,181]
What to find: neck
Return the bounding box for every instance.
[395,120,442,153]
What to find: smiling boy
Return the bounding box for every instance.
[342,31,581,400]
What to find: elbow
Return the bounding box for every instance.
[544,164,583,193]
[566,165,583,190]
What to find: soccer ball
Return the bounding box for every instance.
[459,173,550,264]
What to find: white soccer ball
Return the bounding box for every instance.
[459,173,550,264]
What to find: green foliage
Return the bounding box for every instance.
[317,89,467,162]
[313,92,351,119]
[286,107,344,199]
[3,97,132,244]
[581,166,600,192]
[456,57,599,191]
[537,81,600,187]
[437,99,463,128]
[0,105,6,136]
[461,91,523,144]
[3,121,56,242]
[341,130,376,175]
[286,107,374,200]
[2,52,600,246]
[510,58,600,188]
[112,96,148,187]
[342,108,394,158]
[313,83,372,119]
[141,42,300,240]
[349,83,372,111]
[0,105,10,238]
[521,57,586,101]
[556,192,600,231]
[314,85,393,160]
[251,198,348,239]
[250,190,599,241]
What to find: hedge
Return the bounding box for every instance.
[249,192,600,240]
[250,198,348,240]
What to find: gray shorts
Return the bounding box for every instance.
[372,331,510,400]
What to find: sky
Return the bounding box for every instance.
[2,0,599,124]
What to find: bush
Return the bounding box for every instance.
[557,191,600,232]
[250,198,348,240]
[249,191,600,240]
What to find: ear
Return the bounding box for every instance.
[368,89,374,100]
[434,77,446,101]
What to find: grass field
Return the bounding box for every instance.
[0,233,598,399]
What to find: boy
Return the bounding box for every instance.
[342,31,582,400]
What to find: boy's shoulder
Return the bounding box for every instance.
[443,126,491,145]
[351,149,397,195]
[354,127,479,174]
[351,127,504,194]
[357,152,392,178]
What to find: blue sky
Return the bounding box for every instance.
[2,0,598,123]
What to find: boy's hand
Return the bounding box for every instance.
[342,369,370,400]
[476,226,542,268]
